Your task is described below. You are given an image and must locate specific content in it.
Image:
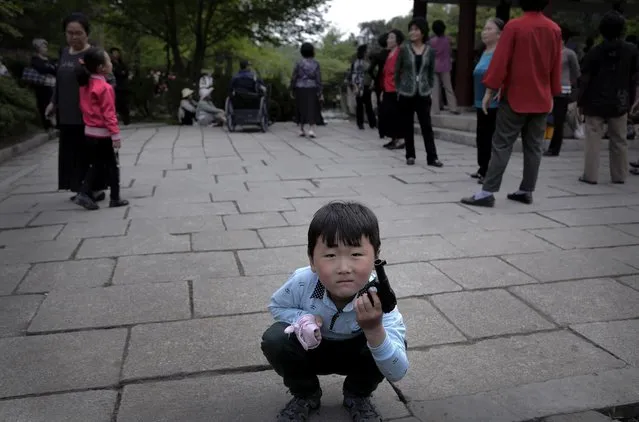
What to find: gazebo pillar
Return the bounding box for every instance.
[496,0,511,22]
[455,0,477,107]
[413,0,427,19]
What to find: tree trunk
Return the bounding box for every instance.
[413,0,427,19]
[166,0,184,75]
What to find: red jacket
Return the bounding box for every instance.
[482,12,562,113]
[383,48,399,93]
[79,75,121,141]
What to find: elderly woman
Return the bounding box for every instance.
[46,12,106,200]
[290,42,322,138]
[395,17,443,167]
[30,39,57,135]
[196,88,226,126]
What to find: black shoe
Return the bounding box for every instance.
[389,142,405,150]
[406,157,415,165]
[470,171,481,179]
[428,160,443,168]
[69,194,77,202]
[630,161,639,168]
[477,176,484,184]
[543,150,558,157]
[74,193,99,210]
[631,167,639,175]
[578,176,597,185]
[383,140,396,149]
[109,199,129,208]
[343,395,382,422]
[461,194,495,208]
[612,180,625,184]
[507,192,533,204]
[277,394,321,422]
[358,125,365,130]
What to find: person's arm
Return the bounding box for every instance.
[577,50,593,108]
[482,22,515,91]
[550,30,563,97]
[268,271,312,324]
[568,50,581,84]
[31,56,56,75]
[427,47,435,89]
[289,62,299,91]
[631,48,639,109]
[394,47,403,91]
[181,99,196,113]
[98,84,121,142]
[315,60,322,97]
[368,308,409,382]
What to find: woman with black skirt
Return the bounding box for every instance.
[394,18,443,167]
[45,13,106,200]
[290,42,322,138]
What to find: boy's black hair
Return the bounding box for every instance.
[432,20,446,37]
[519,0,549,12]
[307,201,381,258]
[408,17,429,42]
[63,12,90,35]
[599,10,625,41]
[77,47,107,86]
[300,42,315,58]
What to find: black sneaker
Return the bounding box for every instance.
[506,192,533,204]
[109,199,129,208]
[343,396,382,422]
[92,191,106,202]
[276,395,321,421]
[74,193,99,210]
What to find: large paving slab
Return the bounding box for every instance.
[0,329,126,398]
[118,370,407,422]
[28,282,190,332]
[0,390,117,422]
[1,123,639,419]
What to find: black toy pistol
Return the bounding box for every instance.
[357,259,397,313]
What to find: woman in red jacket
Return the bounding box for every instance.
[379,29,405,150]
[75,47,129,210]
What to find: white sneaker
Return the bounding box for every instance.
[308,130,316,138]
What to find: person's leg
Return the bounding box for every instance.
[364,87,377,128]
[339,336,385,397]
[475,108,495,178]
[414,95,440,165]
[35,87,51,130]
[100,139,128,206]
[116,90,131,126]
[400,96,416,162]
[431,73,442,114]
[546,96,569,155]
[518,112,547,194]
[74,136,100,210]
[481,101,527,194]
[261,322,322,398]
[582,116,605,183]
[440,71,458,113]
[355,92,365,129]
[607,114,629,183]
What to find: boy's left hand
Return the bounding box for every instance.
[113,139,121,149]
[355,290,383,331]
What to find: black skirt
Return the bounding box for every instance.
[379,91,404,139]
[295,87,319,125]
[58,124,107,192]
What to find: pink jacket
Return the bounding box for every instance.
[79,75,121,141]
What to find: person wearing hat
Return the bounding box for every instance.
[230,59,266,94]
[30,38,58,135]
[196,87,227,126]
[178,88,197,125]
[199,70,214,99]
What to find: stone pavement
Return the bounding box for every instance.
[0,122,638,422]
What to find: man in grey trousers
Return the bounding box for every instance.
[461,0,562,208]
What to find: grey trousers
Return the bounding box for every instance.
[583,114,628,183]
[482,101,547,193]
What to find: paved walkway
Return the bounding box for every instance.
[0,122,638,422]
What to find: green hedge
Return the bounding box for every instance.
[0,76,39,137]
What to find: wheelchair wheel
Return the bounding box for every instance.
[225,97,236,132]
[259,98,268,132]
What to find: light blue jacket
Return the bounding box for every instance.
[268,266,409,382]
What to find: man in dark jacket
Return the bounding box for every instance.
[578,10,639,184]
[109,48,130,125]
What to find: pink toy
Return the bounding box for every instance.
[284,314,322,350]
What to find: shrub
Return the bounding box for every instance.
[0,76,39,137]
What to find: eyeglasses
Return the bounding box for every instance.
[66,30,86,38]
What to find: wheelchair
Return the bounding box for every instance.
[224,87,269,133]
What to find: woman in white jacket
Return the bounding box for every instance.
[199,72,213,99]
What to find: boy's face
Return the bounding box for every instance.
[309,235,376,303]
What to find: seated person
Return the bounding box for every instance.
[230,60,266,94]
[261,201,408,421]
[178,88,197,125]
[196,87,226,126]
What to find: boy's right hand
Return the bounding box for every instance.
[284,314,322,351]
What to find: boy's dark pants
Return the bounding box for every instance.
[81,136,121,200]
[261,322,385,399]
